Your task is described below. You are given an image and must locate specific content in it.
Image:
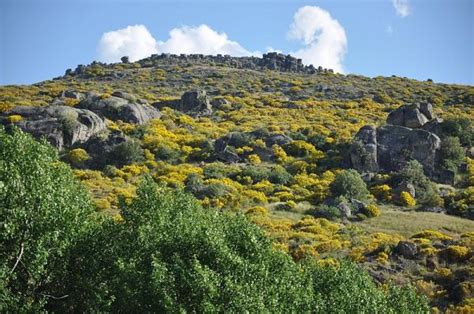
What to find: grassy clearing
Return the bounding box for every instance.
[356,205,474,237]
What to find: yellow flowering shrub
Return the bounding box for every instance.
[376,252,389,265]
[364,204,381,217]
[442,245,470,262]
[274,191,294,201]
[68,148,90,164]
[245,206,268,216]
[247,154,262,165]
[370,184,392,201]
[272,144,289,163]
[7,115,22,123]
[412,230,453,241]
[242,189,268,204]
[291,244,318,261]
[399,191,416,207]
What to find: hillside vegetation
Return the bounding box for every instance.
[0,54,473,312]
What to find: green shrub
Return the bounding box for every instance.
[439,136,465,173]
[330,169,369,201]
[442,118,473,146]
[109,140,144,167]
[395,160,439,205]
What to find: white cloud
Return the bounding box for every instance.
[97,24,258,63]
[387,25,394,35]
[266,46,283,54]
[392,0,410,17]
[97,25,158,63]
[157,24,256,56]
[288,6,347,73]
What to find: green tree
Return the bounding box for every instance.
[0,127,95,310]
[330,169,369,201]
[0,128,429,312]
[439,136,465,173]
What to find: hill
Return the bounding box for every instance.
[1,53,473,312]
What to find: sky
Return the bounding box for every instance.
[0,0,472,85]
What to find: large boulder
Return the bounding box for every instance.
[386,103,433,128]
[77,92,161,124]
[1,105,106,150]
[351,126,379,173]
[351,103,446,181]
[179,90,212,116]
[377,125,441,175]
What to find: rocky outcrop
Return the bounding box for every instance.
[77,91,161,124]
[179,90,212,116]
[386,103,433,128]
[351,103,451,182]
[395,241,418,259]
[132,52,327,74]
[0,105,106,149]
[153,90,213,117]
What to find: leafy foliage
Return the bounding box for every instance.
[330,169,369,201]
[0,127,96,310]
[0,128,429,312]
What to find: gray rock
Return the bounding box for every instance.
[468,147,474,158]
[337,202,352,218]
[351,126,378,173]
[395,241,418,259]
[386,108,405,126]
[179,90,212,116]
[265,134,293,147]
[419,102,435,120]
[386,103,433,129]
[404,108,429,128]
[61,89,84,99]
[422,117,444,138]
[216,149,240,163]
[377,125,441,175]
[78,92,161,124]
[350,198,368,213]
[396,182,416,198]
[351,103,445,181]
[1,105,106,150]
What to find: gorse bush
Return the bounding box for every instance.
[0,128,429,312]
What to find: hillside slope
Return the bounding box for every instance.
[1,53,473,312]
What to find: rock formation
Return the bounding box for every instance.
[0,105,106,150]
[77,91,161,124]
[179,90,213,116]
[153,90,213,117]
[351,103,452,183]
[66,53,332,78]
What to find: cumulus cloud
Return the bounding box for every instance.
[157,24,255,56]
[97,24,257,63]
[288,6,347,73]
[392,0,410,17]
[97,25,158,63]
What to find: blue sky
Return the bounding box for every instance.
[1,0,472,85]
